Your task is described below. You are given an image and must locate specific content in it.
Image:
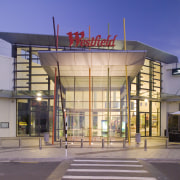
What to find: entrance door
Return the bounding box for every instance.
[140,113,149,136]
[31,100,49,136]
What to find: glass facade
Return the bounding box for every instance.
[15,46,54,136]
[14,46,161,139]
[130,59,161,137]
[55,76,127,140]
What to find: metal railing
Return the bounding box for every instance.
[0,137,174,150]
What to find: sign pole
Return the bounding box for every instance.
[123,18,126,50]
[89,26,90,39]
[65,111,68,157]
[52,68,57,145]
[124,18,131,145]
[89,68,92,146]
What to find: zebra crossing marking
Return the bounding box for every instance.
[67,168,148,173]
[62,159,157,180]
[73,159,139,163]
[71,163,143,167]
[62,175,156,180]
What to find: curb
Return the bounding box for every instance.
[0,157,72,162]
[139,158,180,163]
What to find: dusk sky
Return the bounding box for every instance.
[0,0,180,60]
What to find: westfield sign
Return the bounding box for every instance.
[67,31,117,47]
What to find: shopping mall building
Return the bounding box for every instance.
[0,32,180,141]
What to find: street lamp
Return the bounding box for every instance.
[36,92,42,102]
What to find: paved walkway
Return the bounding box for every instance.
[0,137,180,162]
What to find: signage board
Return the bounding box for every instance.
[172,68,180,75]
[67,31,117,47]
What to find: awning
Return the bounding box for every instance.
[38,50,146,81]
[170,111,180,115]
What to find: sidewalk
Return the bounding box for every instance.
[0,137,180,162]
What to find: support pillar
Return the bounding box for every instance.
[107,67,110,144]
[89,68,92,145]
[125,65,131,144]
[52,68,57,145]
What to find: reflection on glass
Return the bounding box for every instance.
[17,100,29,136]
[101,120,107,137]
[140,100,149,112]
[140,113,149,136]
[55,76,127,138]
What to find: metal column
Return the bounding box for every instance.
[89,68,92,145]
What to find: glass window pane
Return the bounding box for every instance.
[152,113,160,136]
[154,64,160,72]
[154,80,160,87]
[141,66,150,74]
[131,84,136,96]
[152,88,160,98]
[144,59,150,66]
[140,100,149,112]
[130,111,136,137]
[154,72,160,79]
[152,102,160,112]
[140,74,149,81]
[141,81,149,89]
[66,91,74,102]
[139,90,149,97]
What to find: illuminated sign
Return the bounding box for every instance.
[172,68,180,75]
[67,31,117,47]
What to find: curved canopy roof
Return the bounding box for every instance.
[38,50,146,81]
[0,32,178,64]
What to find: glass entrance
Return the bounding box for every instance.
[31,100,49,136]
[55,76,127,139]
[140,113,149,136]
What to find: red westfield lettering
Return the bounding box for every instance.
[67,31,117,47]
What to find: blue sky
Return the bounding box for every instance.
[0,0,180,60]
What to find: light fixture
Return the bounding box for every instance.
[36,92,42,97]
[144,99,148,103]
[36,97,42,101]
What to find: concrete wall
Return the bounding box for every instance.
[0,55,13,90]
[161,101,179,136]
[0,39,12,57]
[0,98,16,137]
[0,39,16,137]
[162,63,180,95]
[161,63,180,136]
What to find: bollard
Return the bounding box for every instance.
[123,138,125,148]
[102,139,104,148]
[81,139,83,148]
[19,137,21,148]
[165,138,168,149]
[144,139,147,151]
[60,139,62,148]
[39,137,42,150]
[110,138,112,145]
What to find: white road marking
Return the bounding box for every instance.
[67,169,147,173]
[62,175,157,180]
[73,159,138,163]
[71,163,143,167]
